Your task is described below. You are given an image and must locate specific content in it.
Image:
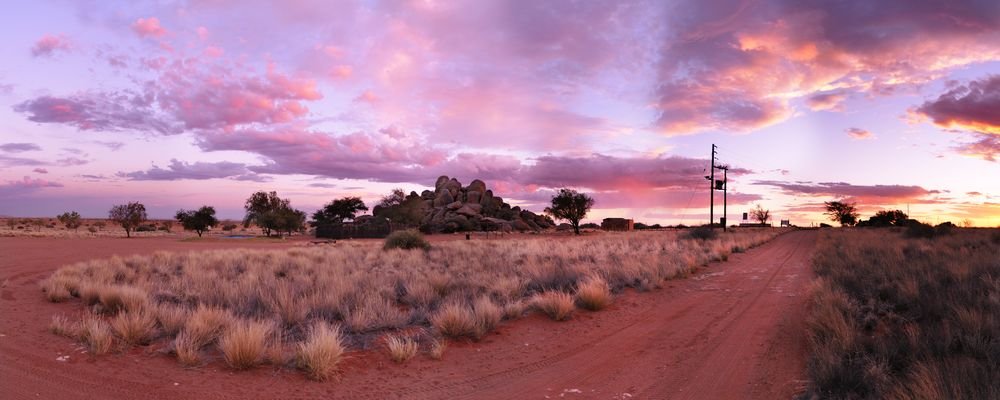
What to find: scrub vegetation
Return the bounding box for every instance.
[805,228,1000,399]
[41,228,782,379]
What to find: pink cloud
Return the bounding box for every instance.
[806,91,849,111]
[955,136,1000,162]
[522,154,751,192]
[753,180,941,204]
[202,46,224,57]
[913,75,1000,162]
[0,176,63,196]
[914,75,1000,135]
[14,93,181,135]
[31,34,71,57]
[33,168,49,174]
[196,26,209,40]
[653,0,1000,134]
[845,127,874,140]
[131,17,167,38]
[118,159,266,181]
[0,143,41,153]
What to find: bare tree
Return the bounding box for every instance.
[751,204,771,226]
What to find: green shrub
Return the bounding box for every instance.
[383,230,431,251]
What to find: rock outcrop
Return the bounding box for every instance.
[413,176,553,233]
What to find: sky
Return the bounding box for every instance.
[0,0,998,227]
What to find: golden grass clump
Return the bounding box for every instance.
[431,302,478,339]
[296,323,347,381]
[385,335,419,363]
[110,311,157,346]
[155,304,190,336]
[533,291,575,321]
[218,319,274,370]
[174,331,202,366]
[98,285,147,314]
[575,276,612,311]
[81,314,114,355]
[49,315,79,338]
[472,296,502,339]
[182,305,233,348]
[428,338,447,360]
[41,276,73,302]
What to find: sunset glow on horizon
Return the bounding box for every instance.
[1,1,998,226]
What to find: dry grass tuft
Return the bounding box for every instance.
[385,334,419,363]
[174,331,202,366]
[472,296,502,339]
[49,315,80,338]
[155,304,189,336]
[296,323,347,381]
[428,338,447,360]
[41,277,72,302]
[575,276,612,311]
[110,311,156,346]
[431,302,477,339]
[80,314,114,355]
[533,291,575,321]
[182,305,233,348]
[218,319,274,370]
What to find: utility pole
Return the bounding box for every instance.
[706,144,716,227]
[719,165,728,232]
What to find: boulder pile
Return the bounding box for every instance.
[417,176,554,233]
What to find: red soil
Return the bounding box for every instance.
[0,230,815,399]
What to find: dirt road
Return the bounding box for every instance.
[0,230,815,399]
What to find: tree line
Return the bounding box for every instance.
[44,187,599,238]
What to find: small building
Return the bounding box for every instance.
[601,218,634,231]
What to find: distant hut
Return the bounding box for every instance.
[601,218,634,232]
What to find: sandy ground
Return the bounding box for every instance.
[0,230,815,399]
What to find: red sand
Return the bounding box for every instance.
[0,230,815,399]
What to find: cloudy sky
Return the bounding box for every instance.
[1,0,998,226]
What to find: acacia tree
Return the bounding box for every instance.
[545,188,595,235]
[311,197,368,227]
[824,200,859,227]
[243,191,288,236]
[243,191,306,237]
[866,210,908,227]
[109,202,147,238]
[751,204,771,226]
[175,206,219,237]
[57,211,82,231]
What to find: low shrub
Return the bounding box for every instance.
[684,226,718,240]
[533,291,575,321]
[383,229,431,250]
[904,222,936,239]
